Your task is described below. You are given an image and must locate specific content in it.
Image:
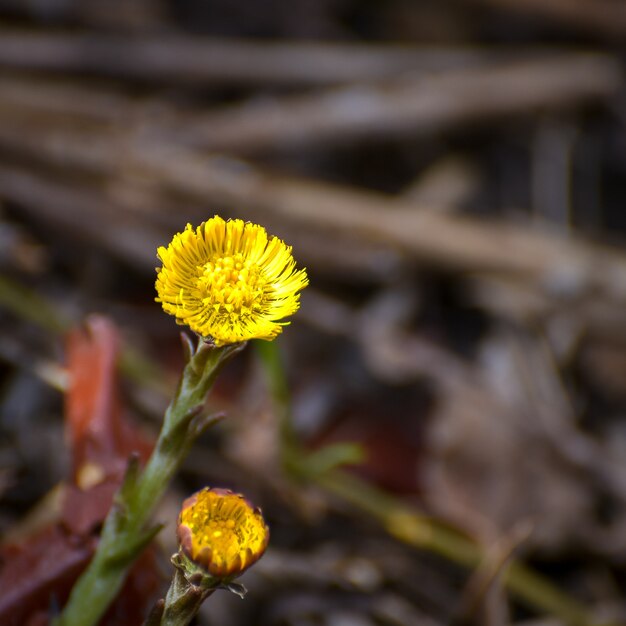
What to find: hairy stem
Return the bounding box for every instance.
[55,339,243,626]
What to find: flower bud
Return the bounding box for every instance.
[177,487,269,580]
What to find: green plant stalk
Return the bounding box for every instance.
[144,547,248,626]
[143,553,219,626]
[258,340,608,626]
[150,550,248,626]
[0,273,69,334]
[0,274,170,395]
[55,338,244,626]
[159,567,217,626]
[316,470,601,626]
[255,340,295,451]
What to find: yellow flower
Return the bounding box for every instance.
[155,216,308,346]
[177,487,269,579]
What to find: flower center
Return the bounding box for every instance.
[198,253,267,316]
[196,517,240,553]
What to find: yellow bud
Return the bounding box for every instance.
[177,487,269,579]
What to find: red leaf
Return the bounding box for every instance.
[0,315,161,625]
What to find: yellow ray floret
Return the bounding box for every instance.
[155,216,308,346]
[177,487,269,579]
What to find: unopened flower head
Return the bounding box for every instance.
[155,216,308,346]
[177,487,269,579]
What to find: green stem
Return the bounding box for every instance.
[55,339,243,626]
[147,552,220,626]
[255,341,296,451]
[317,470,601,626]
[159,568,216,626]
[258,340,608,626]
[0,273,68,334]
[0,274,170,396]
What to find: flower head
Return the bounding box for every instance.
[155,216,308,346]
[177,487,269,579]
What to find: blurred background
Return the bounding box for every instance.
[0,1,626,625]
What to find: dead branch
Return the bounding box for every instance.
[0,74,141,125]
[0,31,493,86]
[0,166,162,267]
[156,55,621,153]
[461,0,626,40]
[1,112,626,306]
[0,53,618,157]
[134,144,626,305]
